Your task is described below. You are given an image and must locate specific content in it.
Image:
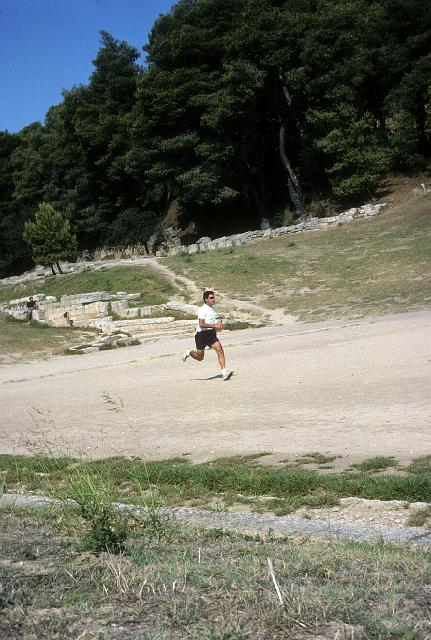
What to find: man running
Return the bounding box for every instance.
[182,290,233,380]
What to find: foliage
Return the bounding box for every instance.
[23,202,77,270]
[108,207,161,250]
[0,2,430,276]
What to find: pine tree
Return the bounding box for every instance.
[23,202,78,274]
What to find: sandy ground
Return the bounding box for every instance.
[0,310,430,468]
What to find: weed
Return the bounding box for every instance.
[2,509,430,639]
[11,398,173,554]
[351,456,398,472]
[406,454,431,476]
[406,506,431,528]
[224,320,255,330]
[295,452,339,465]
[178,253,194,262]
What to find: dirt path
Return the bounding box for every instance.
[150,257,292,325]
[1,310,430,469]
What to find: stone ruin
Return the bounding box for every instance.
[3,292,197,332]
[1,293,199,352]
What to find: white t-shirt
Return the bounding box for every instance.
[196,303,217,332]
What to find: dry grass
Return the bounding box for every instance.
[166,194,431,322]
[0,508,430,639]
[0,264,176,305]
[0,313,99,365]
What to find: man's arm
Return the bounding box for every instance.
[199,318,223,330]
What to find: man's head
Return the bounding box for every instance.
[203,290,215,306]
[29,297,33,302]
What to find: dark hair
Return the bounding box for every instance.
[203,290,214,301]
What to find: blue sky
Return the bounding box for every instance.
[0,0,175,133]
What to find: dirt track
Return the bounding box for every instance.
[1,310,430,468]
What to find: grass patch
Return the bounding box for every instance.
[406,506,431,528]
[293,452,339,465]
[225,320,259,330]
[0,507,430,639]
[165,194,431,321]
[0,312,99,364]
[140,308,196,321]
[406,454,431,476]
[1,453,430,514]
[350,456,399,473]
[0,264,176,306]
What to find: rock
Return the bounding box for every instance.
[139,304,165,316]
[61,292,110,304]
[124,307,140,318]
[111,300,128,315]
[164,300,198,315]
[186,244,199,254]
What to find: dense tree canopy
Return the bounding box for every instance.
[0,0,429,276]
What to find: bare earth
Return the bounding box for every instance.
[1,309,430,469]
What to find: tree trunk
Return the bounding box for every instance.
[50,264,56,276]
[56,261,63,274]
[279,121,304,215]
[278,68,305,215]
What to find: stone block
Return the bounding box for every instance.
[164,301,198,315]
[303,218,321,230]
[186,244,199,254]
[111,300,129,315]
[321,216,339,224]
[125,307,140,318]
[139,304,165,316]
[61,292,110,304]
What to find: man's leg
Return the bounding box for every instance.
[212,340,233,380]
[189,349,205,361]
[211,341,225,370]
[183,332,207,362]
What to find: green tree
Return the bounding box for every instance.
[108,207,161,253]
[0,131,33,276]
[23,202,78,274]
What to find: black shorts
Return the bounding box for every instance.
[195,329,219,350]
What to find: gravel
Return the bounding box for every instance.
[2,493,430,547]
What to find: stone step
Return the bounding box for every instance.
[134,325,195,341]
[93,317,196,336]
